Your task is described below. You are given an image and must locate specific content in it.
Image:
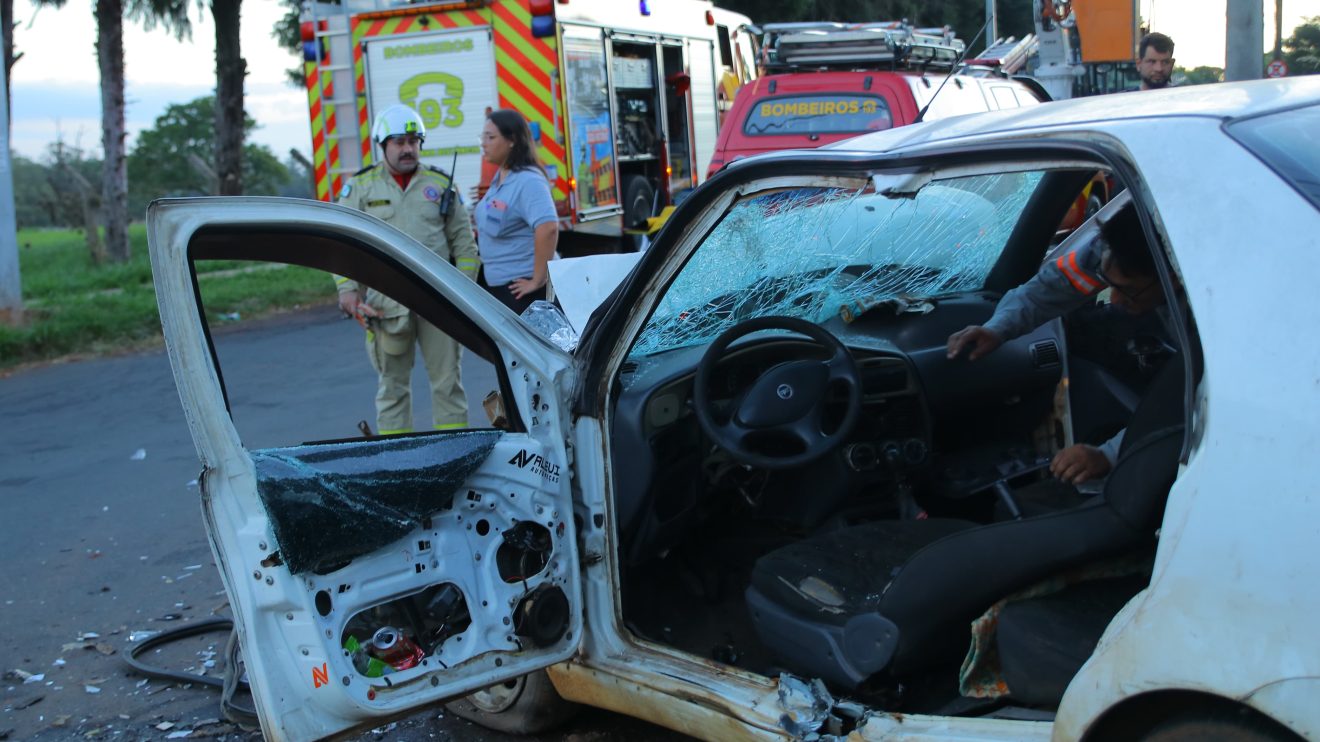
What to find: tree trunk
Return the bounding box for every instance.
[95,0,130,262]
[213,0,245,196]
[3,0,16,128]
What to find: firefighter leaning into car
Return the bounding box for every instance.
[947,204,1173,489]
[335,104,480,434]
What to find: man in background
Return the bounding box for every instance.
[336,105,480,435]
[1137,32,1176,90]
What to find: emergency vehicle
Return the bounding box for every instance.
[707,22,1044,179]
[300,0,757,248]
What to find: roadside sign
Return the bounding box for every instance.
[1267,59,1289,78]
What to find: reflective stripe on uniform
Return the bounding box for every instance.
[1068,251,1101,291]
[433,422,466,430]
[1056,251,1102,295]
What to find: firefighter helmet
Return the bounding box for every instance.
[372,105,426,144]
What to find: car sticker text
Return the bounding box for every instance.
[509,449,560,484]
[312,662,329,689]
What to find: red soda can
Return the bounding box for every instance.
[368,626,426,670]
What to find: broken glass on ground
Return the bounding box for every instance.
[252,430,503,574]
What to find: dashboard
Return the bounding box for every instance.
[610,291,1065,563]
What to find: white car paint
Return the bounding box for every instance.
[150,77,1320,741]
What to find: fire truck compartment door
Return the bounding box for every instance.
[687,38,717,189]
[562,24,623,221]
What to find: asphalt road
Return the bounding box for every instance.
[0,305,686,742]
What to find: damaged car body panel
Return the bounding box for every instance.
[147,197,582,740]
[151,79,1320,742]
[563,83,1319,742]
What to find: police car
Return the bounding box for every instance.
[148,77,1320,741]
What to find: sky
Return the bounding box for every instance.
[7,0,1318,162]
[10,0,306,160]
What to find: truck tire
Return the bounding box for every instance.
[444,669,580,734]
[622,175,655,252]
[1084,193,1104,220]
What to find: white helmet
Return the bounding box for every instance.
[372,104,426,144]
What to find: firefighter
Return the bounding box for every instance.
[945,205,1172,486]
[335,104,480,434]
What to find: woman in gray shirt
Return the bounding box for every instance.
[476,109,560,314]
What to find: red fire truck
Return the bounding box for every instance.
[300,0,757,249]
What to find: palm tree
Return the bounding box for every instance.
[32,0,189,263]
[211,0,244,196]
[3,0,19,124]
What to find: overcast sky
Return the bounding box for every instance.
[7,0,1315,162]
[10,0,304,161]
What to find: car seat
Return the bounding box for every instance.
[744,354,1185,690]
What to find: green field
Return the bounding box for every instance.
[1,225,336,371]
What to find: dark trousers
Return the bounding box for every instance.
[479,268,546,315]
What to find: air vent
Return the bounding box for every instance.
[1030,340,1061,368]
[619,361,638,377]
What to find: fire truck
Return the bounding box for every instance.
[299,0,757,249]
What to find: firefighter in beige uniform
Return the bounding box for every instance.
[336,105,480,434]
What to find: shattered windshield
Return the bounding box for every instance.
[629,170,1043,357]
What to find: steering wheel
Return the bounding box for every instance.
[692,316,862,470]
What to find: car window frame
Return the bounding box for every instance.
[184,221,532,433]
[574,141,1200,464]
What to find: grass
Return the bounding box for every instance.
[1,225,336,371]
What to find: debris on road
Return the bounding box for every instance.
[5,695,43,711]
[13,671,43,685]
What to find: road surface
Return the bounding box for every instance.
[0,305,685,741]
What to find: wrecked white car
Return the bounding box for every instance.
[149,77,1320,741]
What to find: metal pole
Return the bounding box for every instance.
[1225,0,1265,82]
[1273,0,1284,60]
[0,50,20,314]
[985,0,999,50]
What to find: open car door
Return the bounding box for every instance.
[147,197,583,740]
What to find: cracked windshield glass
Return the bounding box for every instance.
[630,170,1045,358]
